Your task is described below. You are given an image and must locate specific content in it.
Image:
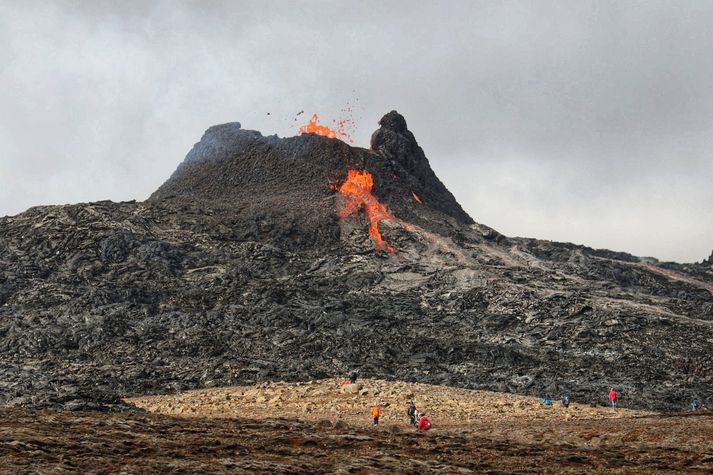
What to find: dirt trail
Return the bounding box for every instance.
[509,244,588,284]
[643,263,713,294]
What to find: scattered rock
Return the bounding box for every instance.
[341,384,363,395]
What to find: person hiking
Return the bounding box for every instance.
[542,394,553,406]
[691,399,699,411]
[609,387,618,407]
[349,372,358,384]
[371,404,383,425]
[562,395,570,408]
[417,413,432,432]
[407,400,417,426]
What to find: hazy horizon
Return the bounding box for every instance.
[1,1,711,262]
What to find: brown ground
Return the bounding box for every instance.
[2,379,711,474]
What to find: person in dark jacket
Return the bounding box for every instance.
[562,395,570,408]
[407,400,417,425]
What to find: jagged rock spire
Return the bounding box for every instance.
[369,110,474,224]
[703,250,713,266]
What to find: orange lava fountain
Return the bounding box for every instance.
[336,170,395,253]
[298,114,354,143]
[298,114,337,138]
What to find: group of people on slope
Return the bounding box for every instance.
[543,387,702,411]
[541,394,570,407]
[407,399,431,432]
[369,389,705,434]
[370,399,431,432]
[542,388,617,408]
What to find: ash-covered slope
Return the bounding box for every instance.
[148,113,472,250]
[0,112,711,411]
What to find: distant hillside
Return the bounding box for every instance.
[0,111,711,411]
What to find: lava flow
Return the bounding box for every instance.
[336,170,395,253]
[298,114,353,143]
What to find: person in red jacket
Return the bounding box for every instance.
[417,413,432,432]
[609,387,618,407]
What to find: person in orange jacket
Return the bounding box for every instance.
[371,405,383,425]
[417,413,432,432]
[609,387,618,407]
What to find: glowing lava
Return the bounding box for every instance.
[336,170,395,253]
[411,191,423,204]
[298,114,354,143]
[298,114,337,138]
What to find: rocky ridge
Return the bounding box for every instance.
[702,250,713,267]
[0,111,711,411]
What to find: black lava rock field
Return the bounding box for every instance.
[1,111,711,411]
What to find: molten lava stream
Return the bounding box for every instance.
[337,170,395,253]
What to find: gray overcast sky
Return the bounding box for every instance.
[1,1,712,262]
